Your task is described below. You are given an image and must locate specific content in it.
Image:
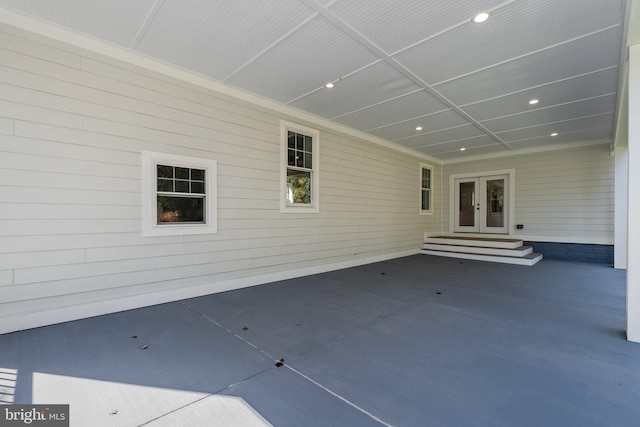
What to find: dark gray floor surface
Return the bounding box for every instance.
[1,255,639,426]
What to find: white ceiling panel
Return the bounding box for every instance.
[394,0,624,85]
[226,15,380,103]
[327,0,507,55]
[289,61,420,120]
[0,0,628,162]
[496,113,615,143]
[508,126,613,151]
[482,94,617,133]
[368,110,468,141]
[417,135,500,154]
[460,67,619,122]
[135,0,314,81]
[429,142,507,161]
[433,26,623,106]
[400,125,486,150]
[0,0,156,46]
[335,90,449,131]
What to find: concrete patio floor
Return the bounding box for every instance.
[1,255,639,426]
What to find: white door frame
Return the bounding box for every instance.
[449,169,515,236]
[453,177,481,233]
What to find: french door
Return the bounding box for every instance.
[454,174,509,234]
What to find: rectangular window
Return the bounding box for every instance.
[420,164,433,215]
[156,165,206,224]
[142,152,217,236]
[281,121,319,213]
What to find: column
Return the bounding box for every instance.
[628,42,640,342]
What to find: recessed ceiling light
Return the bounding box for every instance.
[550,132,558,137]
[460,147,466,151]
[473,12,489,23]
[416,126,423,131]
[529,99,539,105]
[325,82,335,89]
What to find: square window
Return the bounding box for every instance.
[157,165,173,178]
[143,151,217,236]
[175,167,189,179]
[191,181,205,194]
[191,169,204,181]
[157,178,173,192]
[175,180,189,193]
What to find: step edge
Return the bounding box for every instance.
[425,237,523,249]
[423,243,533,251]
[420,248,542,260]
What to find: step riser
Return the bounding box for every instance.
[426,237,522,249]
[420,249,543,266]
[422,244,533,257]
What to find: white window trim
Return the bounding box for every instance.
[420,163,433,215]
[142,151,217,236]
[280,120,320,213]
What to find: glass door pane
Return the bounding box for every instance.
[485,179,504,228]
[458,181,476,227]
[479,175,509,234]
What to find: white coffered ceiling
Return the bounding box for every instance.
[0,0,628,161]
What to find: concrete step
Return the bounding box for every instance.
[420,249,543,266]
[426,235,523,249]
[422,243,533,257]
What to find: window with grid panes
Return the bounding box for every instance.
[281,121,319,213]
[156,165,206,223]
[142,151,217,236]
[286,131,313,204]
[420,164,433,215]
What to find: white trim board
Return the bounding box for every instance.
[423,232,613,245]
[614,145,628,268]
[0,249,418,335]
